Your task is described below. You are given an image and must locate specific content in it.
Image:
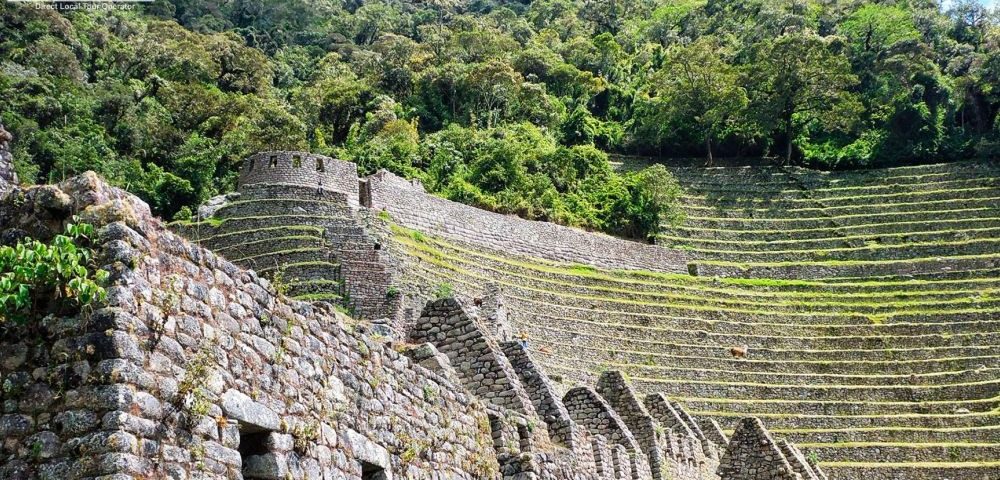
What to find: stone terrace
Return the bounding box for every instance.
[170,152,1000,479]
[384,161,1000,480]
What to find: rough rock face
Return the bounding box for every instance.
[0,123,18,196]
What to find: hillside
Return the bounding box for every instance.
[2,1,1000,238]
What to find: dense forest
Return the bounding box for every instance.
[1,1,998,239]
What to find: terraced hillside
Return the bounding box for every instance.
[663,161,1000,278]
[386,161,1000,480]
[174,184,351,304]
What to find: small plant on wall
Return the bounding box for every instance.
[0,220,109,323]
[434,282,453,299]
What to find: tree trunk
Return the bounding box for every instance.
[705,136,714,166]
[785,118,794,164]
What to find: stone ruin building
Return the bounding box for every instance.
[1,148,997,480]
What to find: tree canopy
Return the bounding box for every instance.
[1,0,998,238]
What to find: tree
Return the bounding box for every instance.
[753,32,862,162]
[647,36,748,161]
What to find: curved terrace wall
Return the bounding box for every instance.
[239,151,360,210]
[363,169,689,273]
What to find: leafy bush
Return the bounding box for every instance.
[0,222,109,323]
[434,282,454,299]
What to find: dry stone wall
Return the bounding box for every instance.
[0,124,17,197]
[160,152,838,480]
[363,169,689,273]
[239,151,359,210]
[0,174,500,480]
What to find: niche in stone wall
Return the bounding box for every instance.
[292,154,302,168]
[248,158,255,172]
[316,158,325,172]
[517,424,532,452]
[238,431,270,458]
[488,413,504,450]
[361,461,389,480]
[269,155,279,168]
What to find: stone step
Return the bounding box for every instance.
[212,236,326,260]
[213,198,354,219]
[196,214,351,233]
[679,186,998,209]
[819,462,1000,480]
[529,323,997,362]
[627,376,998,403]
[679,196,1000,220]
[692,254,1000,281]
[677,168,997,194]
[548,342,1000,376]
[261,262,340,282]
[672,217,1000,242]
[682,207,1000,231]
[775,426,1000,445]
[695,412,999,431]
[683,176,1000,200]
[683,238,1000,264]
[512,288,1000,325]
[801,443,1000,464]
[543,351,999,387]
[683,397,999,417]
[660,226,1000,253]
[395,228,1000,295]
[191,225,325,250]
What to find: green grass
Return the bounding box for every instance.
[213,235,324,253]
[671,215,1000,237]
[394,227,1000,303]
[694,251,1000,269]
[684,206,999,224]
[818,460,1000,468]
[396,234,1000,319]
[186,225,324,243]
[231,247,325,263]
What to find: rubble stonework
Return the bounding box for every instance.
[0,170,827,480]
[718,418,804,480]
[0,123,17,196]
[159,152,839,479]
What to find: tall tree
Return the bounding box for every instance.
[753,32,862,162]
[647,36,748,162]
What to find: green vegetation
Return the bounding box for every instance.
[4,1,997,237]
[0,221,108,323]
[434,282,454,299]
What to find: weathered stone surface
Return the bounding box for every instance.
[0,161,833,480]
[221,389,280,431]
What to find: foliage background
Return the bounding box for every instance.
[1,0,997,239]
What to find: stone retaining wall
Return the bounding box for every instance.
[0,123,16,197]
[363,169,689,273]
[239,152,359,210]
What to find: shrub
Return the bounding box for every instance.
[434,282,453,299]
[0,221,109,323]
